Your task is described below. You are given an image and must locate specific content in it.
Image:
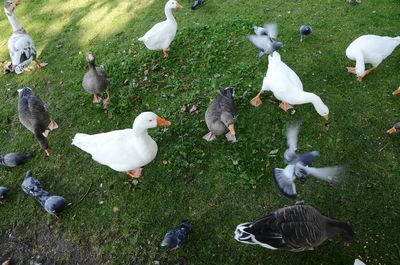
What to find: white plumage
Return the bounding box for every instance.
[72,112,171,178]
[138,0,183,58]
[346,35,400,80]
[250,52,329,120]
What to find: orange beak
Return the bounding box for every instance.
[44,148,51,156]
[176,2,183,8]
[228,124,235,135]
[392,88,400,95]
[387,127,397,134]
[13,0,20,5]
[156,116,171,126]
[323,115,329,121]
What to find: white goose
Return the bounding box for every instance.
[72,112,171,178]
[346,35,400,81]
[138,0,183,58]
[250,52,329,120]
[4,0,47,74]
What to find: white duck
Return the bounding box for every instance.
[250,52,329,120]
[72,112,171,178]
[346,35,400,81]
[138,0,183,58]
[4,0,47,74]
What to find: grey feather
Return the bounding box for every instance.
[21,170,66,216]
[82,53,109,95]
[273,121,344,198]
[0,186,9,200]
[0,152,32,167]
[247,23,283,57]
[161,220,192,250]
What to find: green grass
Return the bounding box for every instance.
[1,0,400,264]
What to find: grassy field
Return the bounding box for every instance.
[0,0,400,264]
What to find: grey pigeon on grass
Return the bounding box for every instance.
[247,23,283,58]
[191,0,205,10]
[273,121,345,199]
[0,186,9,205]
[299,25,312,42]
[21,170,66,217]
[161,220,192,250]
[0,152,32,167]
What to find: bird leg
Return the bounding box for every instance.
[202,132,216,142]
[92,94,102,103]
[102,91,110,110]
[357,67,376,81]
[126,168,143,179]
[34,60,48,69]
[250,92,263,107]
[44,148,51,156]
[163,49,169,58]
[48,119,58,131]
[24,66,33,72]
[346,67,356,74]
[279,102,294,111]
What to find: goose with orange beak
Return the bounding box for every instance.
[204,87,237,142]
[72,112,171,179]
[138,0,183,58]
[387,122,400,134]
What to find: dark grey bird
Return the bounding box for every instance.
[387,122,400,134]
[0,186,9,204]
[18,87,58,156]
[203,86,237,142]
[191,0,205,10]
[82,52,110,109]
[21,170,66,217]
[161,220,192,250]
[247,23,283,58]
[234,202,356,251]
[273,121,344,199]
[0,152,32,167]
[300,25,312,42]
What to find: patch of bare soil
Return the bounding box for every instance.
[0,223,102,265]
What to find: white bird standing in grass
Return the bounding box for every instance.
[72,112,171,179]
[250,52,329,120]
[4,0,47,74]
[346,35,400,81]
[138,0,183,58]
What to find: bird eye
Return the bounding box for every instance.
[149,119,152,122]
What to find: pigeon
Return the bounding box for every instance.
[347,0,362,4]
[0,186,9,204]
[273,121,345,198]
[161,220,192,250]
[299,25,312,42]
[247,23,283,58]
[191,0,205,10]
[21,170,66,217]
[0,152,32,167]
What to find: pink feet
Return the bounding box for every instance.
[279,102,294,112]
[93,94,102,103]
[225,132,237,142]
[250,95,262,107]
[203,132,216,142]
[126,168,143,179]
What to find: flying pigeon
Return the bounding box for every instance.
[21,170,66,217]
[300,25,312,42]
[191,0,205,10]
[161,220,192,250]
[247,23,283,58]
[0,152,32,167]
[273,121,345,198]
